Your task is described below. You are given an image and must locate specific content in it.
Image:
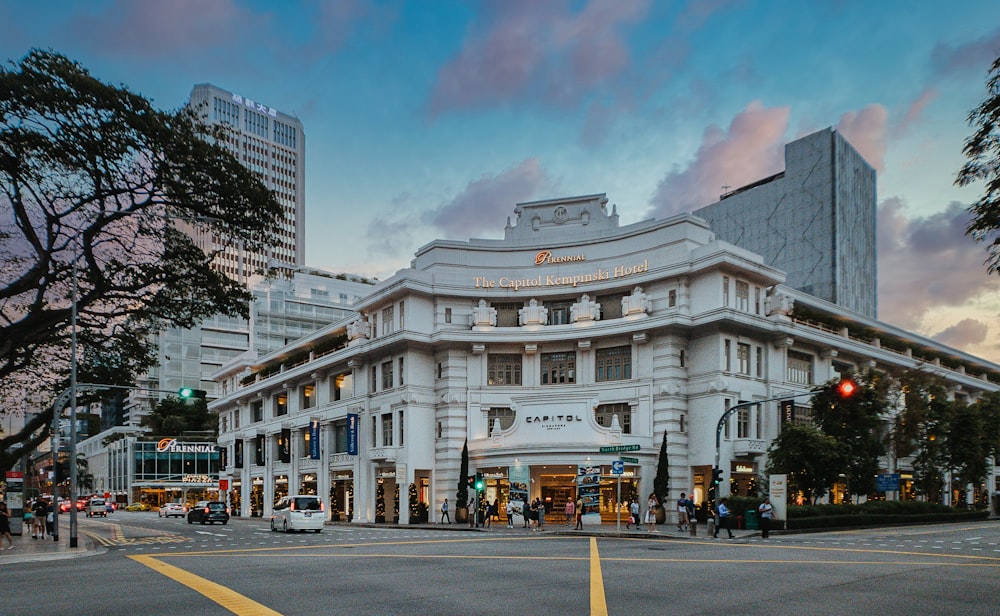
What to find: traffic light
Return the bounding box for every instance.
[474,472,484,491]
[712,467,723,486]
[467,475,476,489]
[836,378,857,399]
[178,388,207,400]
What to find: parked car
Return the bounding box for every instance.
[270,495,324,533]
[86,498,108,517]
[124,503,150,512]
[158,502,187,518]
[187,501,229,525]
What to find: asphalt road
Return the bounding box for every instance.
[3,514,999,615]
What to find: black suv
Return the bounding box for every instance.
[187,501,230,525]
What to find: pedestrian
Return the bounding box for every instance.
[22,501,34,537]
[758,497,774,539]
[686,495,697,530]
[575,497,584,530]
[506,500,515,528]
[676,492,689,532]
[646,493,659,532]
[45,501,55,536]
[713,497,734,538]
[485,500,493,528]
[0,502,14,550]
[33,498,48,539]
[440,498,450,524]
[629,500,639,530]
[564,497,575,526]
[536,498,546,531]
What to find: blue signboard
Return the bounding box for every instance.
[611,460,624,475]
[309,419,321,460]
[347,413,358,455]
[876,473,900,492]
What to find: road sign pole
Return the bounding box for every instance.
[616,471,621,532]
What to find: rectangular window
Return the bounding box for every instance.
[370,366,377,392]
[487,407,516,435]
[787,350,814,385]
[736,281,749,312]
[487,353,522,385]
[756,347,763,378]
[332,372,352,401]
[754,287,762,315]
[595,346,632,382]
[398,357,405,386]
[381,360,393,390]
[333,419,348,453]
[737,343,750,375]
[679,349,686,368]
[546,301,572,325]
[668,289,677,307]
[371,312,378,338]
[445,307,452,324]
[381,413,393,447]
[723,276,730,306]
[382,306,394,335]
[301,384,315,410]
[737,407,749,438]
[723,399,731,439]
[371,416,377,447]
[540,351,576,385]
[755,403,762,438]
[494,302,521,327]
[398,301,405,329]
[398,410,404,446]
[595,403,632,434]
[724,339,732,372]
[274,393,287,417]
[251,400,263,423]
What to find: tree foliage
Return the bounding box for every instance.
[456,440,469,506]
[766,423,842,504]
[957,54,1000,273]
[140,396,216,438]
[652,431,670,505]
[0,50,284,469]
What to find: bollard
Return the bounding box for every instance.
[689,520,697,536]
[707,517,715,537]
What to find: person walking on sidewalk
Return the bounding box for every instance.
[575,497,584,530]
[0,502,14,550]
[713,498,734,538]
[440,498,450,524]
[564,497,575,526]
[32,498,48,539]
[628,500,639,530]
[506,500,515,528]
[645,493,659,532]
[758,497,774,539]
[676,492,689,532]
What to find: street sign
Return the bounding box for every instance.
[599,444,640,453]
[876,473,900,492]
[611,460,624,475]
[620,456,639,464]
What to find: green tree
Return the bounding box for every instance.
[765,423,842,504]
[456,440,469,507]
[0,50,283,471]
[811,372,889,499]
[140,396,217,438]
[652,431,670,505]
[957,54,1000,273]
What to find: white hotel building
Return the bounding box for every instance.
[212,194,1000,522]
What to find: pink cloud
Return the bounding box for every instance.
[427,0,649,116]
[877,198,999,331]
[932,318,989,348]
[425,158,553,238]
[649,101,789,216]
[835,104,888,173]
[892,88,938,139]
[64,0,265,58]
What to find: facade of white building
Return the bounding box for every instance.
[211,195,1000,522]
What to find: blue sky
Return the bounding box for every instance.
[3,0,1000,361]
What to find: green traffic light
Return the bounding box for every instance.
[179,387,194,398]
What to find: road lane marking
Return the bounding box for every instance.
[590,538,608,616]
[129,554,282,616]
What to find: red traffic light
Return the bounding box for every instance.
[837,379,857,398]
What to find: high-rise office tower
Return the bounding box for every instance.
[187,83,305,279]
[694,128,877,318]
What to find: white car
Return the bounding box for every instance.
[158,502,187,518]
[270,495,325,533]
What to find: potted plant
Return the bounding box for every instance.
[652,432,669,525]
[408,483,420,524]
[375,481,385,523]
[455,440,470,524]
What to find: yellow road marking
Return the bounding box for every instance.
[129,555,282,616]
[590,538,608,616]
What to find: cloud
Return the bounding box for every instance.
[648,101,789,216]
[930,25,1000,77]
[892,88,938,139]
[62,0,266,58]
[931,318,989,348]
[425,158,553,238]
[426,0,649,116]
[835,104,888,173]
[877,198,999,330]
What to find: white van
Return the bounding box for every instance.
[270,495,325,533]
[86,498,108,517]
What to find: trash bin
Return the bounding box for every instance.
[744,509,758,530]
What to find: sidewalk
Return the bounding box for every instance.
[0,528,104,566]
